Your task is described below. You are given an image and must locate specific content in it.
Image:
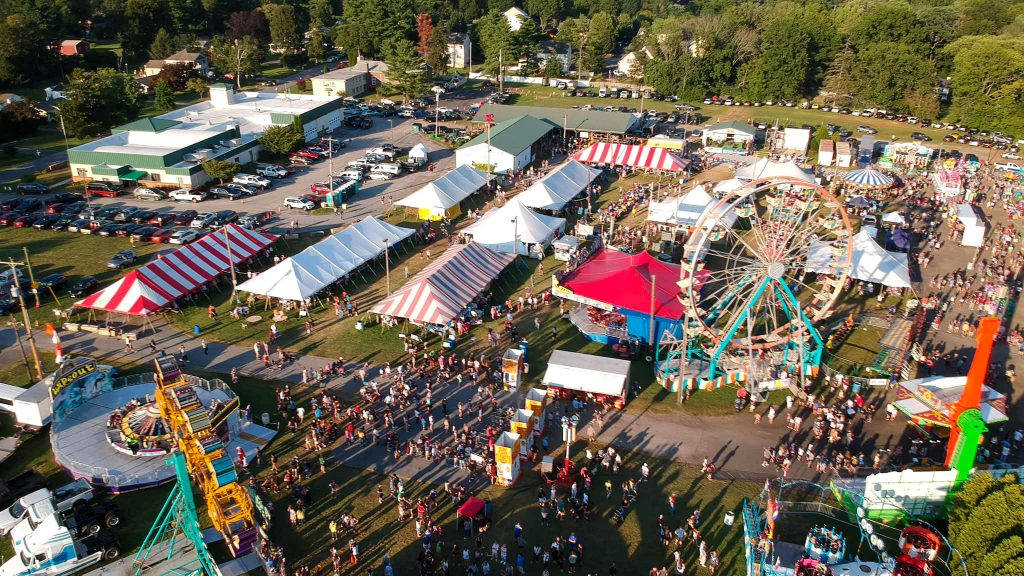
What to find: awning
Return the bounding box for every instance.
[77,224,278,315]
[572,143,690,172]
[120,170,148,181]
[458,496,486,518]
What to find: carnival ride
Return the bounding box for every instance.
[132,356,258,576]
[659,177,854,393]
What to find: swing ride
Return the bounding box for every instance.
[658,176,854,393]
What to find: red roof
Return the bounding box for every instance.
[78,224,278,316]
[559,249,686,320]
[573,143,690,172]
[457,496,486,518]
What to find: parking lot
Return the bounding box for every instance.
[1,118,456,240]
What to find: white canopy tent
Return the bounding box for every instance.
[735,158,816,184]
[464,199,566,256]
[542,350,631,402]
[713,178,744,195]
[396,164,492,219]
[408,143,429,164]
[957,203,985,247]
[648,185,738,232]
[237,216,415,301]
[806,229,911,287]
[516,160,601,211]
[882,212,906,226]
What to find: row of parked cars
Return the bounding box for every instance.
[82,165,289,203]
[344,143,414,182]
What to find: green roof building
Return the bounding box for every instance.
[455,115,556,174]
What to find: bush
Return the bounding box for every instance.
[280,51,308,68]
[3,145,17,157]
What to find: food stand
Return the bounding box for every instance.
[502,348,526,389]
[542,350,631,409]
[553,235,580,261]
[510,409,537,457]
[524,387,550,432]
[493,432,522,486]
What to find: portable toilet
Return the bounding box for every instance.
[493,431,522,486]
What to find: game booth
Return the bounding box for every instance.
[893,375,1008,430]
[933,169,963,197]
[524,387,550,432]
[541,350,631,409]
[493,432,522,486]
[552,248,688,346]
[456,496,491,535]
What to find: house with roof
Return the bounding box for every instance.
[311,66,371,97]
[701,120,759,154]
[472,103,639,138]
[447,33,471,69]
[0,93,25,110]
[58,39,89,57]
[536,41,572,74]
[143,50,209,77]
[616,48,654,76]
[503,6,529,31]
[68,84,342,188]
[455,115,556,174]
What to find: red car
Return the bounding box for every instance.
[149,212,177,226]
[13,213,40,227]
[310,181,333,194]
[44,202,66,214]
[0,212,18,226]
[150,227,178,242]
[293,149,319,160]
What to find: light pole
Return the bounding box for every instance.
[431,86,444,138]
[511,217,519,258]
[383,239,391,296]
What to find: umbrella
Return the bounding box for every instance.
[847,195,872,208]
[889,228,910,250]
[844,167,894,189]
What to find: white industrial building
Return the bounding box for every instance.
[68,84,342,188]
[447,33,471,69]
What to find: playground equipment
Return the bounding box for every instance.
[659,177,853,395]
[148,356,257,559]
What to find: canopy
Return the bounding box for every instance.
[735,158,815,183]
[558,248,685,319]
[396,164,491,214]
[371,242,514,325]
[573,142,690,172]
[844,167,894,189]
[806,229,911,287]
[78,224,278,316]
[542,350,631,400]
[463,199,566,255]
[847,195,873,208]
[408,143,429,160]
[648,185,710,226]
[882,212,906,225]
[236,216,414,301]
[457,496,487,519]
[516,160,601,211]
[712,178,744,195]
[888,228,910,250]
[957,203,984,247]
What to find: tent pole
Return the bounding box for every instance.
[648,275,656,346]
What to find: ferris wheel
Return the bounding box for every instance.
[679,176,854,380]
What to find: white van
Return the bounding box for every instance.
[371,163,401,175]
[598,87,607,97]
[338,170,363,181]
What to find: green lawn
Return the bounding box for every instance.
[10,127,89,154]
[0,152,32,169]
[826,324,887,377]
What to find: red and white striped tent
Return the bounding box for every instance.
[78,224,278,316]
[573,142,690,172]
[371,242,514,325]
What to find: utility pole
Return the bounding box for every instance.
[323,136,338,190]
[3,260,43,379]
[223,226,237,299]
[498,48,504,94]
[9,314,32,382]
[23,247,39,308]
[383,240,391,296]
[511,217,519,259]
[562,113,567,142]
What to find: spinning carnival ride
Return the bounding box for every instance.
[659,177,854,392]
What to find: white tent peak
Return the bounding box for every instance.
[517,160,601,210]
[465,199,566,255]
[397,164,491,214]
[806,229,911,288]
[735,158,815,184]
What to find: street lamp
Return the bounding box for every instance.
[431,85,445,137]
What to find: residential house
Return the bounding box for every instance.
[503,7,529,31]
[58,39,89,56]
[536,41,572,74]
[616,48,654,76]
[143,50,209,77]
[447,33,471,69]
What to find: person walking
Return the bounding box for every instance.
[124,334,134,353]
[201,339,208,355]
[254,341,262,361]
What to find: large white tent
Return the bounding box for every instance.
[396,164,492,220]
[957,203,985,247]
[735,158,816,184]
[648,185,713,227]
[516,160,601,211]
[464,199,566,256]
[237,216,415,301]
[712,178,744,195]
[806,229,911,287]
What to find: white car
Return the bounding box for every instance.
[367,171,394,181]
[232,173,271,188]
[189,212,217,228]
[1001,153,1022,160]
[256,165,288,178]
[169,189,206,202]
[169,229,202,244]
[995,162,1022,172]
[283,196,316,210]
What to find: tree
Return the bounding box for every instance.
[384,38,429,99]
[168,0,205,36]
[476,9,515,77]
[582,12,616,72]
[259,124,304,155]
[264,4,301,52]
[425,23,450,75]
[0,100,42,141]
[154,62,197,90]
[306,0,334,28]
[905,89,939,120]
[149,28,176,59]
[154,79,176,111]
[524,0,562,29]
[844,1,924,53]
[210,35,262,88]
[0,13,49,86]
[306,21,329,62]
[227,10,269,41]
[185,77,208,96]
[201,159,240,183]
[946,36,1024,134]
[821,48,859,107]
[542,53,562,79]
[335,0,414,59]
[60,68,142,138]
[752,14,811,100]
[949,473,1024,576]
[121,0,169,63]
[416,13,434,58]
[956,0,1011,37]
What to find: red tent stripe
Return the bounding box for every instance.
[143,259,193,294]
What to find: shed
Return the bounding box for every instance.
[542,350,631,404]
[408,143,429,165]
[835,141,855,168]
[0,378,53,428]
[818,140,834,166]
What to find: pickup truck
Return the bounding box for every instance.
[0,480,93,536]
[232,174,271,188]
[994,162,1022,172]
[255,165,288,178]
[0,513,119,576]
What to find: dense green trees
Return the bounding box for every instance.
[259,124,304,155]
[948,473,1024,576]
[60,68,141,138]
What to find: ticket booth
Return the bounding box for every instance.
[524,387,550,433]
[502,348,526,389]
[510,408,537,457]
[493,431,522,486]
